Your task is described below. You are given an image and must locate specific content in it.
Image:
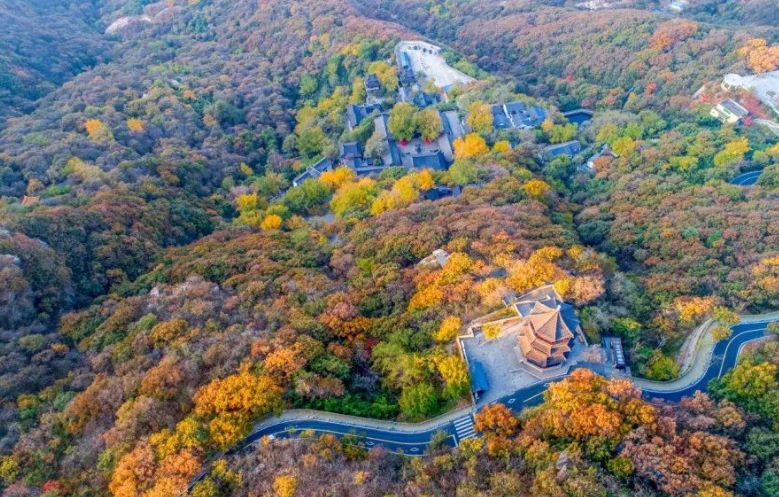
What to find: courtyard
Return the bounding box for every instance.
[459,322,594,406]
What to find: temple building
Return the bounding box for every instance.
[512,286,583,369]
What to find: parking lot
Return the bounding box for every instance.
[740,71,779,114]
[397,40,475,90]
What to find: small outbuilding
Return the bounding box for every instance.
[710,99,749,124]
[292,157,333,187]
[541,141,582,162]
[364,74,381,93]
[21,196,40,206]
[469,361,490,397]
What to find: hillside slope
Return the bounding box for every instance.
[2,1,779,496]
[0,0,109,124]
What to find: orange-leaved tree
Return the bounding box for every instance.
[738,38,779,74]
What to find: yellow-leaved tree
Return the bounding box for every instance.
[751,255,779,300]
[85,119,114,143]
[738,38,779,74]
[523,179,550,199]
[127,118,145,133]
[371,170,434,215]
[234,192,267,227]
[110,442,202,497]
[150,318,188,346]
[465,101,493,135]
[440,252,474,283]
[673,296,716,327]
[417,108,443,142]
[408,284,444,311]
[714,138,750,168]
[319,166,356,191]
[109,441,157,497]
[530,369,656,442]
[493,140,510,152]
[435,316,462,342]
[239,162,254,176]
[366,61,399,92]
[454,133,489,159]
[261,214,283,231]
[434,354,470,400]
[194,369,283,450]
[273,475,298,497]
[483,322,503,340]
[65,157,106,182]
[505,247,562,294]
[331,177,378,218]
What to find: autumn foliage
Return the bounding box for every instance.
[465,101,493,134]
[84,118,114,143]
[126,118,145,133]
[453,133,489,159]
[739,38,779,74]
[4,0,779,495]
[370,170,434,215]
[194,370,284,449]
[649,20,698,51]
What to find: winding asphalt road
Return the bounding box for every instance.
[731,170,762,186]
[224,320,776,458]
[642,321,771,402]
[241,418,456,454]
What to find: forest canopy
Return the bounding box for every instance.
[1,0,779,496]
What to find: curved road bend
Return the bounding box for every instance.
[642,321,770,402]
[219,321,776,462]
[241,418,455,455]
[731,170,762,186]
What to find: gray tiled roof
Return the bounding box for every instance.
[543,140,582,159]
[364,74,381,91]
[413,92,441,108]
[400,68,416,87]
[347,103,382,128]
[340,141,363,159]
[491,104,511,129]
[311,157,333,172]
[720,99,749,118]
[373,114,402,167]
[505,100,546,128]
[292,157,333,187]
[292,169,315,187]
[412,151,447,170]
[400,51,412,69]
[469,361,490,394]
[441,110,465,139]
